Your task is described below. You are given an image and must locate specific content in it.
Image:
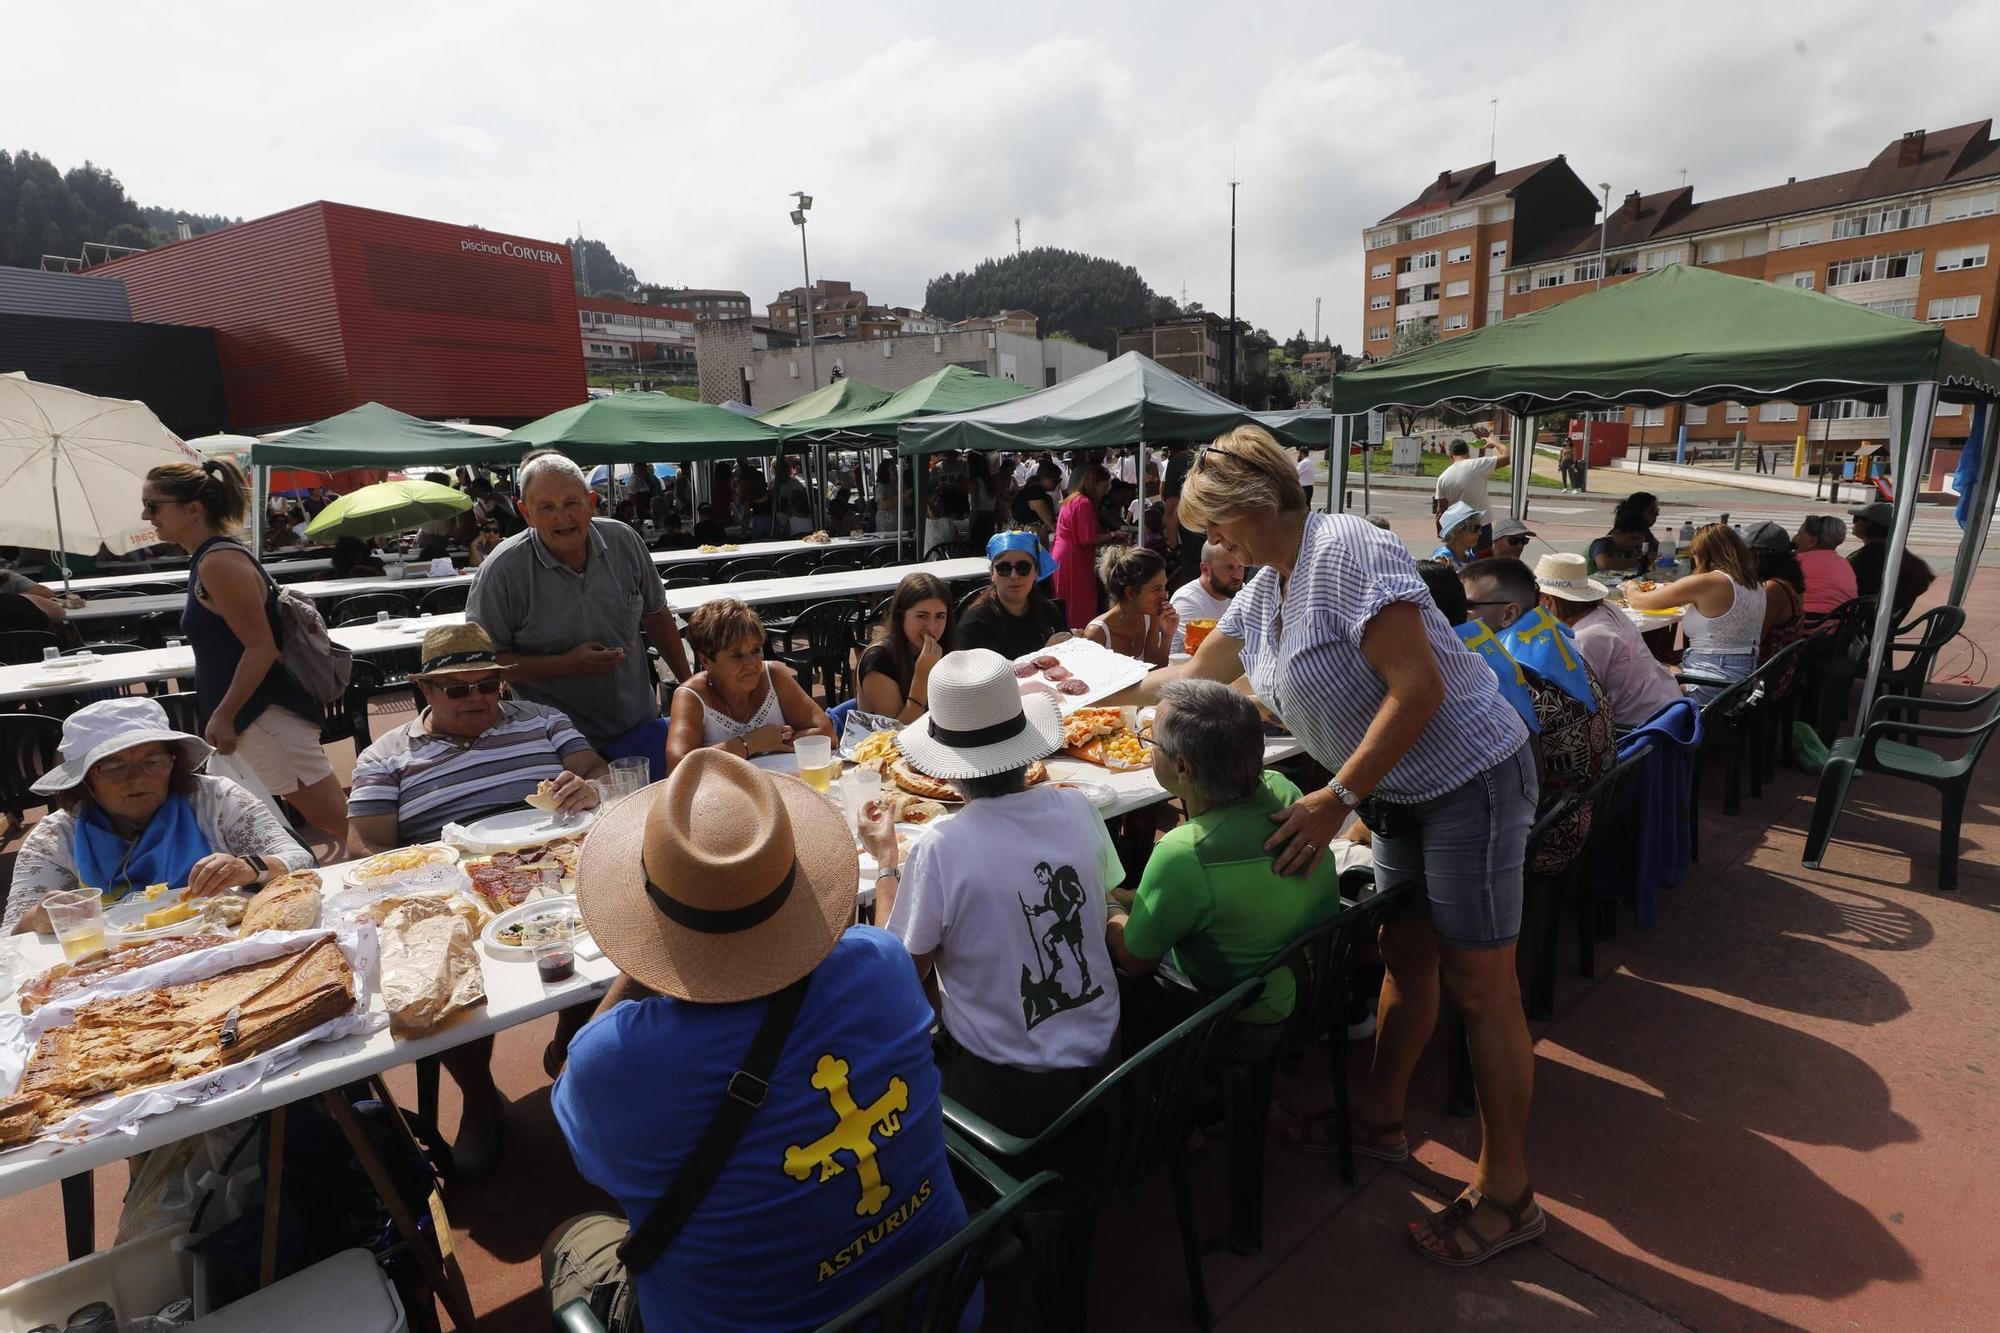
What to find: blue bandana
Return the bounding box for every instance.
[1453,621,1539,733]
[1501,606,1599,713]
[985,529,1057,581]
[73,791,215,899]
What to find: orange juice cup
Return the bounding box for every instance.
[1184,619,1218,652]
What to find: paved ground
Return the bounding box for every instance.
[2,502,1995,1330]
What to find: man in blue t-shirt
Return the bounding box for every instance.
[546,749,969,1332]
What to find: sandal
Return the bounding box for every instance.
[1282,1108,1409,1162]
[1408,1186,1547,1266]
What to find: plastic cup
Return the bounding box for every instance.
[840,763,883,837]
[42,646,60,663]
[376,610,390,623]
[793,735,835,792]
[609,757,651,793]
[533,937,575,983]
[43,888,107,961]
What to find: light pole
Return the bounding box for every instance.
[789,192,819,391]
[1595,182,1611,290]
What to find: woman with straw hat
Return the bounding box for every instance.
[547,749,970,1331]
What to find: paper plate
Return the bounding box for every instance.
[481,895,597,959]
[105,888,205,941]
[29,671,96,688]
[1045,779,1118,809]
[41,654,97,671]
[451,804,597,853]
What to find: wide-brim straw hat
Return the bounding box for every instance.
[1534,552,1610,603]
[896,648,1062,781]
[32,696,212,795]
[575,748,857,1004]
[412,622,513,679]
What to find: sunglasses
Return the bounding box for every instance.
[139,499,184,517]
[993,560,1036,577]
[431,678,503,700]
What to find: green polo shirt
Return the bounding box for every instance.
[1123,771,1345,1024]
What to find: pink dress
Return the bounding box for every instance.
[1051,492,1102,631]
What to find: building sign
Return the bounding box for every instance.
[459,236,566,266]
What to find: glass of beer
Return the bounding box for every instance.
[793,734,836,793]
[44,888,108,961]
[1184,619,1219,652]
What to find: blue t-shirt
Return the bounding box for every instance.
[554,927,969,1332]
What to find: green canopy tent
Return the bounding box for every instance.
[754,378,892,531]
[502,392,781,463]
[251,401,525,468]
[1329,263,2000,718]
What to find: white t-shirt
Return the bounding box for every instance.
[889,787,1123,1071]
[1168,579,1233,654]
[1296,455,1316,487]
[1434,454,1502,511]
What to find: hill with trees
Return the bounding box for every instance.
[568,235,644,296]
[925,247,1182,351]
[1,149,238,268]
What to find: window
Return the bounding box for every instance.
[1399,251,1440,273]
[1939,190,1999,221]
[1448,209,1479,231]
[1811,398,1886,420]
[1489,241,1508,263]
[1937,244,1989,271]
[1699,241,1726,263]
[1447,246,1472,264]
[1831,202,1928,239]
[1367,229,1398,249]
[1444,279,1470,298]
[1936,400,1964,417]
[1443,313,1469,330]
[1642,248,1679,271]
[1512,274,1532,294]
[1488,203,1513,223]
[1534,269,1566,289]
[1774,271,1814,289]
[1369,293,1391,310]
[1825,251,1922,286]
[1743,234,1768,257]
[1409,215,1444,239]
[1724,401,1749,423]
[1634,406,1667,427]
[1367,324,1390,342]
[1486,304,1505,326]
[1573,259,1601,283]
[1684,404,1709,425]
[1775,223,1823,249]
[1927,295,1980,321]
[1862,297,1916,318]
[1370,261,1391,279]
[1758,403,1799,422]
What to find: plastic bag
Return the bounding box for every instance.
[359,894,487,1035]
[841,708,903,762]
[1791,721,1830,774]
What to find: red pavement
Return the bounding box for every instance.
[2,548,1995,1331]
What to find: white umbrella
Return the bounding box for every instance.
[0,373,200,588]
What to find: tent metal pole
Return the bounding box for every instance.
[1857,382,1938,721]
[1326,414,1344,515]
[895,451,905,559]
[1511,410,1530,521]
[252,465,268,559]
[1137,442,1147,536]
[1947,400,2000,608]
[48,448,71,594]
[912,457,924,562]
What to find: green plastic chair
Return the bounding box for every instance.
[1802,683,2000,891]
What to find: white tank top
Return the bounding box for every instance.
[1682,580,1766,657]
[1088,612,1151,657]
[695,664,782,745]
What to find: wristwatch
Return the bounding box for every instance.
[1328,777,1363,809]
[244,854,269,884]
[875,867,901,881]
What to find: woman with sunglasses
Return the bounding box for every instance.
[143,458,348,856]
[469,518,507,567]
[956,531,1070,660]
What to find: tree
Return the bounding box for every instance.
[1,147,241,268]
[1284,328,1310,359]
[568,236,641,296]
[926,246,1175,351]
[1390,320,1439,359]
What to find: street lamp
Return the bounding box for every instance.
[790,192,819,393]
[1595,182,1611,290]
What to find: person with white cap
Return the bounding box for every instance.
[1431,501,1484,570]
[1536,553,1682,727]
[873,648,1124,1137]
[6,697,313,936]
[545,749,970,1332]
[1487,517,1535,563]
[1846,499,1935,616]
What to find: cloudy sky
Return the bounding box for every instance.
[5,0,1993,348]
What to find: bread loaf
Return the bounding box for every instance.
[239,871,322,937]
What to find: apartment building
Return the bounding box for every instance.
[1115,311,1267,394]
[1369,120,2000,452]
[576,294,696,372]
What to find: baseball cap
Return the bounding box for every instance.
[1849,500,1894,528]
[1489,517,1535,542]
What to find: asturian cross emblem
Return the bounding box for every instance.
[782,1054,909,1216]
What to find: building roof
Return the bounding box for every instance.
[1377,157,1571,223]
[651,288,750,302]
[1516,120,2000,264]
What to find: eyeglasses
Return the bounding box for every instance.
[993,560,1036,577]
[139,499,185,517]
[95,754,175,780]
[432,678,503,700]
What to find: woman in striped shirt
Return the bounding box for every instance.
[1114,424,1544,1266]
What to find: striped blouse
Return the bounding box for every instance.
[348,701,595,843]
[1216,512,1529,803]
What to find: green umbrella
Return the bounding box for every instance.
[304,479,471,542]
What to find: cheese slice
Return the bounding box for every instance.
[142,901,198,930]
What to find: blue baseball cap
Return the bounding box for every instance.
[986,529,1057,580]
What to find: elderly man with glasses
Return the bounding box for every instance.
[346,621,608,1177]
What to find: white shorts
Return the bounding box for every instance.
[230,706,333,795]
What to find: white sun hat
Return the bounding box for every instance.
[32,696,213,795]
[895,648,1063,781]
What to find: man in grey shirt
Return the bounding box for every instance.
[467,454,692,778]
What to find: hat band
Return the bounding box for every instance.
[420,649,502,672]
[644,862,796,935]
[927,710,1027,748]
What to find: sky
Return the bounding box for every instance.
[5,0,1996,350]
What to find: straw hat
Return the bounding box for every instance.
[1533,552,1609,603]
[574,748,858,1004]
[896,649,1062,781]
[412,623,512,679]
[32,696,212,795]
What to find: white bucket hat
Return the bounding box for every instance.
[895,649,1062,781]
[1533,552,1609,604]
[32,696,213,795]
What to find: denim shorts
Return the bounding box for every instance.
[1367,743,1538,950]
[1679,649,1757,706]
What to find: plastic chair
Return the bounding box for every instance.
[1873,606,1968,721]
[867,545,901,568]
[1800,595,1877,741]
[154,691,205,735]
[1211,876,1418,1256]
[773,550,821,577]
[945,976,1262,1332]
[319,659,384,749]
[726,569,778,585]
[0,711,62,837]
[0,629,62,666]
[1556,742,1654,983]
[923,541,976,562]
[770,601,863,703]
[1802,683,2000,891]
[716,558,775,581]
[954,586,989,620]
[329,592,414,627]
[418,584,469,616]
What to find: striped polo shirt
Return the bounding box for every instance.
[347,701,595,843]
[1217,512,1529,803]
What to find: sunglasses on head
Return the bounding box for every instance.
[993,559,1036,577]
[432,678,503,700]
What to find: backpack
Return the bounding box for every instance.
[194,541,353,707]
